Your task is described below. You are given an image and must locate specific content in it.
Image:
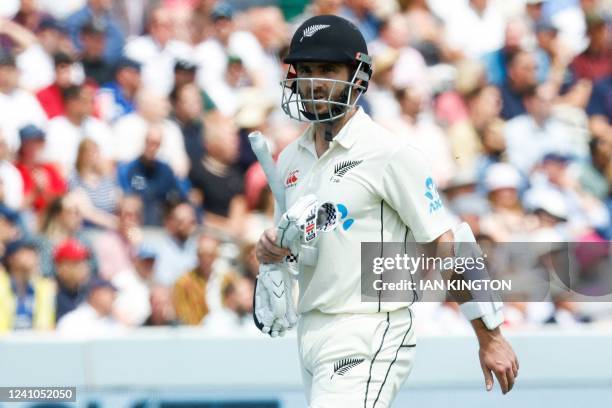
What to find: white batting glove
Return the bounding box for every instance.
[254,264,298,337]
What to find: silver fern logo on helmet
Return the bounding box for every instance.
[300,24,330,42]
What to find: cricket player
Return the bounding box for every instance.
[255,15,519,407]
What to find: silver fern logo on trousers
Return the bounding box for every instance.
[300,24,330,42]
[331,357,364,379]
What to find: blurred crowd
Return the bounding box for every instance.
[0,0,610,336]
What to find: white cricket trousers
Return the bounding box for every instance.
[297,307,416,408]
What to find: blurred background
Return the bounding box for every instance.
[0,0,610,407]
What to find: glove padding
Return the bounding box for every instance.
[253,264,298,337]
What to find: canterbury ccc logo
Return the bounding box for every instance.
[300,24,330,42]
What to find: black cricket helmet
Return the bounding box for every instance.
[280,15,372,123]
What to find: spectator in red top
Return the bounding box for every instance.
[570,12,611,82]
[13,125,66,214]
[35,52,76,119]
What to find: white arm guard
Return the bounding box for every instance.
[453,222,504,330]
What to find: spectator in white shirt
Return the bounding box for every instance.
[42,84,113,175]
[444,0,505,60]
[112,88,189,178]
[124,6,193,96]
[57,276,124,337]
[0,130,24,209]
[504,85,587,176]
[0,51,47,152]
[112,246,156,326]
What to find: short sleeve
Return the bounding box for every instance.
[380,143,453,242]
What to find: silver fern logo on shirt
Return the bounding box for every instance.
[330,160,363,183]
[300,24,330,42]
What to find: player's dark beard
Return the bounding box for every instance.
[299,84,351,122]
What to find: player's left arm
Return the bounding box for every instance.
[432,230,519,395]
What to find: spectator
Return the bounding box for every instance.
[201,272,255,334]
[149,201,198,286]
[56,276,123,336]
[0,130,23,209]
[569,12,611,82]
[93,195,143,280]
[53,238,91,321]
[117,125,187,226]
[366,47,401,121]
[79,19,114,85]
[112,89,189,178]
[38,193,98,278]
[12,0,51,33]
[144,284,178,326]
[173,234,222,325]
[14,125,66,214]
[586,74,612,139]
[43,84,113,175]
[578,137,611,201]
[402,0,448,66]
[171,83,205,166]
[443,0,505,60]
[110,0,162,39]
[0,239,55,331]
[112,246,156,326]
[68,138,120,227]
[482,18,529,86]
[340,0,381,43]
[0,206,22,254]
[189,115,247,239]
[64,0,125,63]
[97,56,141,123]
[387,86,456,188]
[194,2,262,115]
[504,85,585,176]
[0,50,47,151]
[497,50,539,120]
[447,85,502,171]
[479,163,535,241]
[36,52,78,119]
[124,6,193,96]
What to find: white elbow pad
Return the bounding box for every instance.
[460,300,504,330]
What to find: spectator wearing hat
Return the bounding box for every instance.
[53,237,91,321]
[56,276,123,336]
[13,124,67,214]
[0,129,23,209]
[173,234,221,325]
[479,163,535,241]
[0,51,47,151]
[43,84,113,176]
[93,195,143,280]
[124,6,193,96]
[170,59,217,114]
[112,245,156,326]
[0,206,22,254]
[194,2,264,115]
[117,125,187,226]
[36,52,77,119]
[96,56,141,122]
[504,85,585,176]
[188,115,248,239]
[0,239,56,331]
[569,12,611,82]
[529,153,610,237]
[79,19,114,85]
[64,0,124,63]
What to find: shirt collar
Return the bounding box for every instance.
[297,107,364,152]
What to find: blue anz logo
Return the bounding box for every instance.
[424,177,443,214]
[336,204,354,231]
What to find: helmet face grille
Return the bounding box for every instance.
[279,62,368,123]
